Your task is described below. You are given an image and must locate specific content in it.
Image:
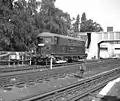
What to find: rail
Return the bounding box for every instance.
[0,58,118,73]
[0,59,119,88]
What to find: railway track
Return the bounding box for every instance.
[0,58,118,73]
[15,67,120,101]
[0,59,119,88]
[0,59,119,101]
[0,61,83,73]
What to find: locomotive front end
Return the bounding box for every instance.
[37,37,45,55]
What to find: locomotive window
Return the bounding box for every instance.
[44,37,51,44]
[54,37,59,44]
[54,37,57,44]
[37,37,44,44]
[61,46,66,52]
[68,39,71,42]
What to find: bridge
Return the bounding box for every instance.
[78,32,120,59]
[98,40,120,59]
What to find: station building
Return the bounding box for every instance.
[77,31,120,59]
[98,32,120,58]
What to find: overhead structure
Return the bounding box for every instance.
[81,32,120,59]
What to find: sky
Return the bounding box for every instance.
[55,0,120,32]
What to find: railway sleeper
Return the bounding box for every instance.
[48,73,54,78]
[0,78,12,83]
[14,68,120,101]
[15,84,25,88]
[1,82,13,88]
[44,77,51,81]
[58,73,66,78]
[43,72,51,77]
[93,78,102,85]
[0,79,9,85]
[16,79,27,85]
[84,82,92,88]
[66,75,120,101]
[36,79,43,83]
[2,86,13,91]
[26,81,35,85]
[34,76,41,80]
[27,79,35,82]
[53,76,58,79]
[73,69,118,96]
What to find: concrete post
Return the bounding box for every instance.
[8,55,10,67]
[29,58,31,65]
[22,55,24,65]
[97,43,100,59]
[50,56,53,69]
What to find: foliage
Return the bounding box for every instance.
[0,0,104,51]
[73,14,80,32]
[11,0,40,51]
[81,12,86,22]
[0,0,72,51]
[80,12,103,32]
[36,0,71,35]
[0,0,14,51]
[0,0,40,51]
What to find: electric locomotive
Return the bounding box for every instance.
[31,32,87,65]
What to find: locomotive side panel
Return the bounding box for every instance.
[51,36,86,56]
[66,40,85,55]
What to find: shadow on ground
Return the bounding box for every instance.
[101,95,120,101]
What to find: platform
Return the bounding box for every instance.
[93,77,120,101]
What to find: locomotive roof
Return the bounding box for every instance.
[37,32,85,41]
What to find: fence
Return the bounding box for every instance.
[0,51,32,65]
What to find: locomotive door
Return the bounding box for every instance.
[37,37,44,55]
[43,37,52,55]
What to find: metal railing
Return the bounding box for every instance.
[0,51,32,65]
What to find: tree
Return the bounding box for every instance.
[0,0,72,51]
[81,12,86,22]
[0,0,14,51]
[80,12,103,32]
[0,0,40,51]
[73,14,80,32]
[10,0,40,51]
[36,0,71,35]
